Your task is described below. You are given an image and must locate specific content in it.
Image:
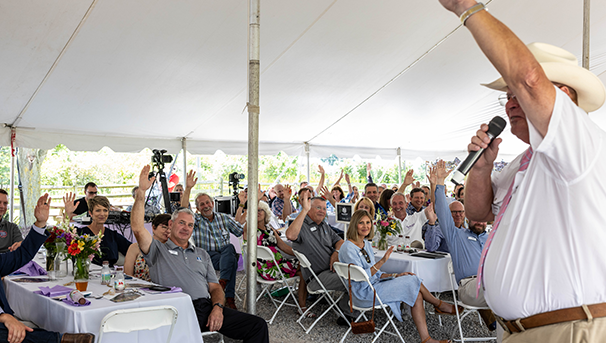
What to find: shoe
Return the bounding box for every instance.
[434,300,463,316]
[226,297,238,310]
[478,309,497,331]
[336,316,349,327]
[421,337,450,343]
[219,279,228,291]
[61,333,95,343]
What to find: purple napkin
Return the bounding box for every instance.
[62,297,90,307]
[34,285,73,297]
[14,261,47,276]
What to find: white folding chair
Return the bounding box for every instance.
[333,262,405,343]
[201,331,224,342]
[97,305,178,343]
[447,261,497,342]
[293,250,347,334]
[256,245,301,324]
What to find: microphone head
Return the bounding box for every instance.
[488,116,507,137]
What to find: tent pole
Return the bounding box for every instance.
[182,138,187,193]
[582,0,590,69]
[305,142,311,182]
[9,129,16,222]
[246,0,260,315]
[397,147,402,184]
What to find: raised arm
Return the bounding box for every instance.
[344,172,353,194]
[366,163,373,183]
[333,169,344,188]
[285,192,310,241]
[180,170,197,208]
[235,191,247,224]
[63,192,78,221]
[317,165,326,195]
[440,0,555,136]
[280,185,293,220]
[397,169,415,194]
[132,166,154,254]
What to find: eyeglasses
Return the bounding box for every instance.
[87,191,98,195]
[360,248,371,263]
[498,93,516,106]
[451,210,465,215]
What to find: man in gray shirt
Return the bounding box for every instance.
[0,190,23,253]
[286,195,352,324]
[131,166,268,343]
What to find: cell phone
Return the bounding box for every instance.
[379,276,395,282]
[148,285,171,292]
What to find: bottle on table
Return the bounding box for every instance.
[113,266,125,291]
[405,236,411,250]
[54,242,68,278]
[101,261,111,285]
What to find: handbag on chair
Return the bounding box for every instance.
[347,263,375,334]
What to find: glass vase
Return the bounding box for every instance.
[54,242,68,278]
[377,234,388,250]
[74,256,90,291]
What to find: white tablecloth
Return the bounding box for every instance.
[4,256,203,343]
[373,249,455,293]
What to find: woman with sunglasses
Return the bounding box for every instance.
[339,209,457,343]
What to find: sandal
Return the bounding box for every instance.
[299,306,317,318]
[434,300,463,316]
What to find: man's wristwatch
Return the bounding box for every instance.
[214,303,224,309]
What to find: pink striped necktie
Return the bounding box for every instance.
[476,147,533,297]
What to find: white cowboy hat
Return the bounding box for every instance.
[482,42,606,113]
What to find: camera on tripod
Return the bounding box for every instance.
[228,172,245,196]
[151,149,173,171]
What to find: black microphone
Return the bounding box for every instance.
[451,116,507,185]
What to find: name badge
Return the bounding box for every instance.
[168,250,179,256]
[310,227,317,232]
[467,236,477,241]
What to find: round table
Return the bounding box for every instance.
[373,248,455,292]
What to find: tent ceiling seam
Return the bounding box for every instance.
[306,0,494,143]
[11,0,99,128]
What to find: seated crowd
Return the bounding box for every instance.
[0,161,487,343]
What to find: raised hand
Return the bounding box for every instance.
[139,165,156,191]
[257,184,264,200]
[238,190,247,204]
[382,246,395,262]
[412,181,421,189]
[34,193,51,228]
[436,160,449,182]
[403,169,415,186]
[62,192,77,218]
[425,202,437,224]
[427,165,438,186]
[344,173,351,184]
[318,165,325,174]
[299,191,312,212]
[185,170,198,190]
[319,186,334,202]
[438,0,478,16]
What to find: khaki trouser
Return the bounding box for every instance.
[502,316,606,343]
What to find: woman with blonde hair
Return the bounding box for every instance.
[339,209,456,343]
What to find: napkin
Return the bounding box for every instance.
[13,261,47,276]
[34,285,73,297]
[62,297,91,307]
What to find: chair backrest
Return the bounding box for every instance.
[98,305,178,343]
[256,245,275,261]
[333,262,371,283]
[292,250,311,269]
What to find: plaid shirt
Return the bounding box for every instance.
[192,212,243,252]
[271,197,295,218]
[406,202,424,216]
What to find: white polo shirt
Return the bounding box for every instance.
[392,210,427,247]
[483,87,606,320]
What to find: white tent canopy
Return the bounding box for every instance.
[1,0,605,161]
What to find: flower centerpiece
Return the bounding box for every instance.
[67,228,103,291]
[43,221,73,271]
[374,214,402,251]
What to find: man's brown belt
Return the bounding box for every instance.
[497,302,606,334]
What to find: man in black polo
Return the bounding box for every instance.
[131,166,268,342]
[69,182,97,220]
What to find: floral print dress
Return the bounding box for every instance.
[256,226,299,281]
